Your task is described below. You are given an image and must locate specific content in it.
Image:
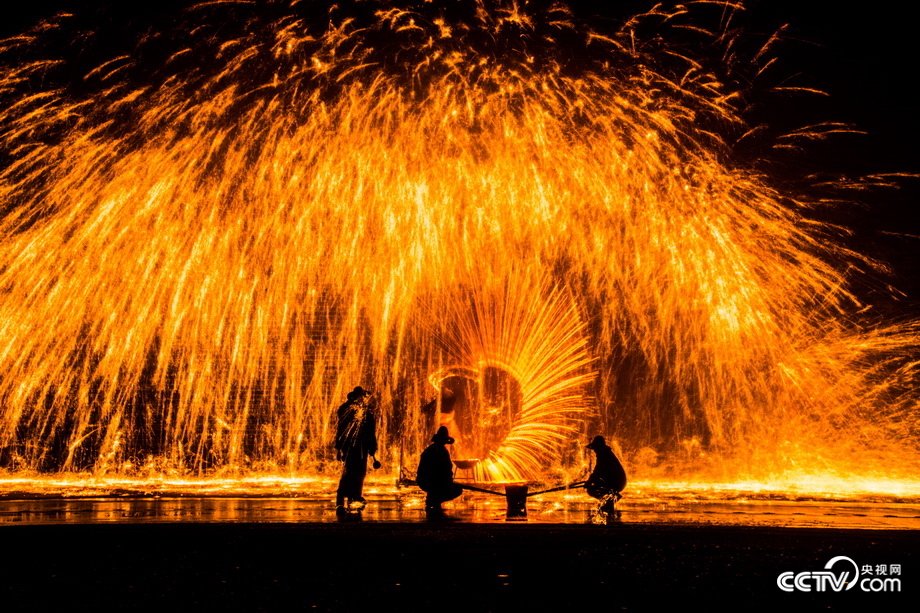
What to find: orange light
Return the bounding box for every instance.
[0,1,915,490]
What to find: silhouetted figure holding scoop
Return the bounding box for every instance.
[586,435,627,514]
[416,426,463,515]
[335,386,378,515]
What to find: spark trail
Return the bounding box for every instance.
[0,0,916,484]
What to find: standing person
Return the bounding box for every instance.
[334,386,378,514]
[585,435,627,514]
[416,426,463,515]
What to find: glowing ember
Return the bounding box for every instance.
[0,1,916,486]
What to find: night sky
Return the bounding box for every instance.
[3,0,918,306]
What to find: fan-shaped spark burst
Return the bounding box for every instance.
[421,273,594,481]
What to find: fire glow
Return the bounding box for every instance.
[0,1,916,488]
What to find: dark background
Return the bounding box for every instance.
[4,1,916,171]
[1,522,915,610]
[3,0,918,308]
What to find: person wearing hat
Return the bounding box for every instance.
[334,386,379,513]
[585,435,627,513]
[416,426,463,514]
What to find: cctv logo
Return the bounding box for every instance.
[777,556,902,593]
[777,556,858,592]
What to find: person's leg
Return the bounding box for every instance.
[586,483,611,501]
[340,452,368,505]
[336,461,349,507]
[445,483,463,502]
[351,459,367,503]
[425,483,462,512]
[600,495,616,514]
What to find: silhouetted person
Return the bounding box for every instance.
[416,426,463,514]
[586,435,627,513]
[335,386,377,513]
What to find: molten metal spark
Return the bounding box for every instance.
[422,274,594,481]
[0,1,916,485]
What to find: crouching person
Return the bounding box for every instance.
[585,435,627,514]
[416,426,463,515]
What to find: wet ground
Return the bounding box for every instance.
[1,493,918,529]
[0,492,915,610]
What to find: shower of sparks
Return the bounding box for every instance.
[423,273,595,481]
[0,0,916,485]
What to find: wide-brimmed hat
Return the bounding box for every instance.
[586,435,607,450]
[347,386,371,401]
[431,426,455,444]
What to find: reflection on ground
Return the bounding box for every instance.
[1,477,917,529]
